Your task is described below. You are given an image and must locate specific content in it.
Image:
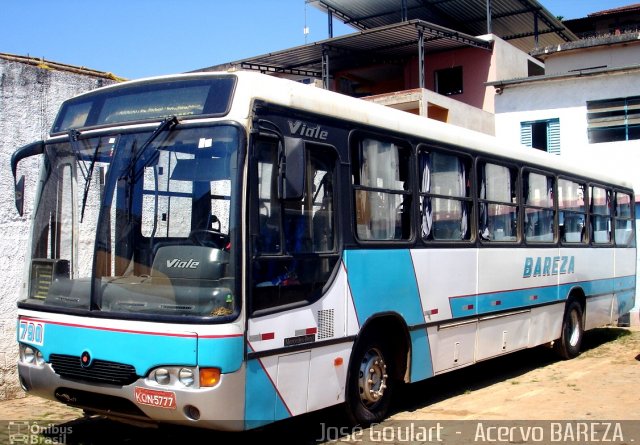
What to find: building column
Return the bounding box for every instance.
[418,28,425,89]
[322,48,330,90]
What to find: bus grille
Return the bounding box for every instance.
[49,354,139,386]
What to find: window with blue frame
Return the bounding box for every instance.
[520,118,560,154]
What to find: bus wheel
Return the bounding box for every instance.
[555,300,584,359]
[345,335,394,425]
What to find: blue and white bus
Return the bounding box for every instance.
[11,72,636,430]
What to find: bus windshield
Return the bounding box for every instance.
[22,123,240,320]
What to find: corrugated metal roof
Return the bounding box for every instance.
[308,0,576,53]
[198,20,492,76]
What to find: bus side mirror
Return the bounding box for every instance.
[11,141,44,217]
[278,137,305,200]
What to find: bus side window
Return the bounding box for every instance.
[590,186,612,244]
[478,162,518,242]
[614,191,634,246]
[419,149,472,241]
[523,171,555,243]
[558,179,586,244]
[352,138,412,241]
[251,140,339,313]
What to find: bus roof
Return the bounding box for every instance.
[59,70,634,190]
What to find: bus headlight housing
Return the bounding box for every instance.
[20,344,45,366]
[153,368,171,385]
[148,366,222,388]
[178,368,195,387]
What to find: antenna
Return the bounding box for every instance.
[304,2,310,43]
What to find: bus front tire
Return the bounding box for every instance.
[554,300,584,359]
[345,334,395,426]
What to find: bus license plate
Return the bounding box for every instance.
[134,387,177,410]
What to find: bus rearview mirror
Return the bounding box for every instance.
[11,141,45,217]
[279,136,305,200]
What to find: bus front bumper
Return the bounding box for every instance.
[18,361,247,431]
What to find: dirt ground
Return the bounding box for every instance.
[0,326,637,444]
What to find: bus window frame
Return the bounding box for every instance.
[588,182,614,247]
[349,131,415,246]
[521,167,558,246]
[416,143,475,245]
[613,190,636,247]
[557,174,588,247]
[248,135,343,317]
[476,156,521,246]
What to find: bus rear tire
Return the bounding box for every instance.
[554,300,584,359]
[345,334,395,426]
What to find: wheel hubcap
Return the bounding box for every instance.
[568,309,581,347]
[358,347,388,406]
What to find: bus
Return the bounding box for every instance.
[11,71,636,431]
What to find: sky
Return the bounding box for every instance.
[0,0,636,80]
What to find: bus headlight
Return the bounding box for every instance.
[20,345,45,366]
[178,368,195,387]
[153,368,171,385]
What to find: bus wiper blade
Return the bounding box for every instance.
[68,129,88,181]
[68,129,104,223]
[80,138,106,223]
[124,116,179,183]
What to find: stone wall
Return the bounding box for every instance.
[0,56,116,399]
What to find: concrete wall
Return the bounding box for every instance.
[402,35,539,114]
[541,39,640,74]
[364,88,495,135]
[0,58,115,399]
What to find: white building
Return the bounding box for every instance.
[491,28,640,324]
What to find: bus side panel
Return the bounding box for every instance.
[613,247,637,319]
[245,265,351,421]
[344,249,424,326]
[410,249,478,323]
[571,248,615,330]
[528,303,565,347]
[244,356,290,430]
[344,249,432,383]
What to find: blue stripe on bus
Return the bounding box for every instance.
[198,336,244,372]
[450,276,635,319]
[244,358,290,430]
[35,323,244,376]
[409,328,433,382]
[614,275,636,292]
[344,249,424,326]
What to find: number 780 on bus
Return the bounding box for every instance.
[18,320,45,346]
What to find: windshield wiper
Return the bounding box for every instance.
[68,129,108,223]
[125,116,179,183]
